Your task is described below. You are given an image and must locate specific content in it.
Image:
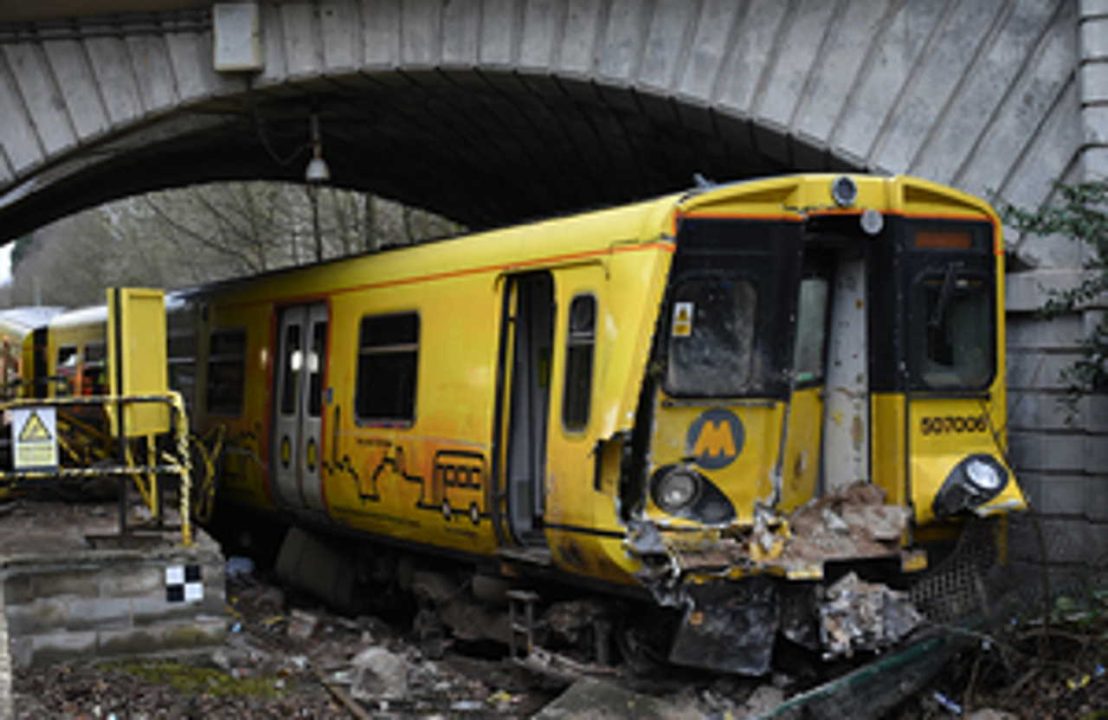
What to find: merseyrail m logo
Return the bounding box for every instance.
[686,409,744,470]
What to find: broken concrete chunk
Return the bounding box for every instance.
[287,609,320,640]
[349,646,410,701]
[738,685,786,718]
[532,677,698,719]
[819,572,922,659]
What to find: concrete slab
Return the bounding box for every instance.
[533,677,696,720]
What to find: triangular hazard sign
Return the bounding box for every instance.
[19,411,51,442]
[676,307,690,322]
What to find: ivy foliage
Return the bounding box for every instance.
[1002,180,1107,393]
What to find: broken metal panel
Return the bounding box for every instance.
[627,482,924,671]
[668,577,779,675]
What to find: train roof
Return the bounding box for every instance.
[0,306,65,335]
[174,173,998,305]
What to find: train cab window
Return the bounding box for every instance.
[207,329,246,415]
[82,342,107,395]
[356,313,418,422]
[55,345,78,396]
[793,277,829,385]
[562,295,596,431]
[912,269,993,390]
[666,276,757,396]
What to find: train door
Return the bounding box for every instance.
[779,254,832,510]
[272,303,329,513]
[498,272,554,546]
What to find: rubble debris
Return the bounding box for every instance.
[226,555,256,578]
[286,609,320,640]
[628,482,912,582]
[932,690,963,715]
[543,599,610,646]
[776,482,911,570]
[739,685,786,718]
[819,572,922,658]
[532,677,696,720]
[625,482,920,672]
[965,710,1019,720]
[411,569,512,645]
[518,646,620,684]
[348,646,411,701]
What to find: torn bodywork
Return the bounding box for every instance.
[626,482,923,675]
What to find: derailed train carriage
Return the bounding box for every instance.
[25,174,1026,674]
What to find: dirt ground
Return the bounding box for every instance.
[13,568,1106,719]
[4,497,1107,719]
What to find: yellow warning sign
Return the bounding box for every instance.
[18,411,51,442]
[11,407,58,470]
[672,301,694,337]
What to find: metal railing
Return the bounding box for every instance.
[0,392,194,546]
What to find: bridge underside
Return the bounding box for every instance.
[1,71,849,239]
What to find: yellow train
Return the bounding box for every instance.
[22,174,1026,674]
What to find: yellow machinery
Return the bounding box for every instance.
[5,289,193,545]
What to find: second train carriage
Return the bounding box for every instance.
[22,174,1026,674]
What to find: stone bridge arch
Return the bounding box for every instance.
[0,0,1106,575]
[0,0,1086,240]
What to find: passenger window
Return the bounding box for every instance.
[308,322,326,417]
[280,324,302,416]
[356,314,418,422]
[793,277,829,385]
[207,329,246,415]
[666,277,757,396]
[55,345,78,396]
[562,295,596,431]
[167,331,197,412]
[82,342,108,395]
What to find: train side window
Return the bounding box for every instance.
[562,295,596,431]
[82,342,107,395]
[207,328,246,416]
[356,313,419,423]
[280,324,302,416]
[308,322,327,417]
[167,331,197,411]
[55,345,78,396]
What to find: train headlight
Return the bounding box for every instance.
[653,468,701,512]
[933,454,1009,518]
[965,458,1003,492]
[830,176,857,207]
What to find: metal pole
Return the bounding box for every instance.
[311,185,322,263]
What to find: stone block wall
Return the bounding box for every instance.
[1003,0,1108,588]
[0,542,225,671]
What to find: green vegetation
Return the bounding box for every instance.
[105,659,286,699]
[1003,180,1108,394]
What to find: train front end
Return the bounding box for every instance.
[621,175,1026,674]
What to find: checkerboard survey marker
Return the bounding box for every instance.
[165,564,203,603]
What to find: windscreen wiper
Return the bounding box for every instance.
[928,262,962,329]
